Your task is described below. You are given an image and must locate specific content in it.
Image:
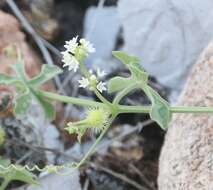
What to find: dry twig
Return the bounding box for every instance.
[130,164,156,190]
[90,163,149,190]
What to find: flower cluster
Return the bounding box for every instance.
[61,36,95,72]
[65,107,110,142]
[78,68,106,93]
[61,36,107,93]
[62,37,110,142]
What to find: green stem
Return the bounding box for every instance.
[118,105,150,114]
[79,62,90,78]
[38,90,106,108]
[170,106,213,113]
[39,90,213,113]
[113,83,137,105]
[118,105,213,114]
[93,88,112,107]
[76,114,117,168]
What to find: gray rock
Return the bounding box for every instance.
[19,169,81,190]
[118,0,213,94]
[43,124,62,163]
[83,6,120,71]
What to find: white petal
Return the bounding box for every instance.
[61,51,79,72]
[80,38,95,53]
[78,77,89,88]
[64,36,78,53]
[96,68,106,78]
[96,81,107,93]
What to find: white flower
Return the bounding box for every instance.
[64,36,78,54]
[61,51,79,72]
[96,81,107,93]
[80,38,95,53]
[78,75,106,93]
[96,68,106,78]
[78,77,89,88]
[89,68,106,78]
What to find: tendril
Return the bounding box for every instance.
[0,163,78,176]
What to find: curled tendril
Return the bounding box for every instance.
[0,163,78,176]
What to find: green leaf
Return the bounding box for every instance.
[0,158,38,187]
[28,65,62,86]
[144,86,171,130]
[14,91,32,116]
[32,91,55,119]
[113,51,148,84]
[112,51,140,65]
[11,63,27,81]
[108,77,134,93]
[0,73,18,84]
[1,61,57,121]
[7,166,38,185]
[0,158,11,168]
[129,65,148,83]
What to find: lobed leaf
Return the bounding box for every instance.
[112,51,140,65]
[107,76,134,93]
[1,63,58,120]
[0,73,18,85]
[112,51,148,84]
[0,158,11,168]
[0,157,38,187]
[7,166,38,185]
[144,85,171,130]
[11,63,27,81]
[28,65,62,87]
[32,90,55,119]
[129,65,148,83]
[14,91,32,116]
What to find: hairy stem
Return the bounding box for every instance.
[76,114,117,168]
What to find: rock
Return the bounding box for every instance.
[43,124,62,163]
[83,7,120,71]
[158,42,213,189]
[0,10,55,91]
[118,0,213,96]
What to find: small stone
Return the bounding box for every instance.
[83,7,120,71]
